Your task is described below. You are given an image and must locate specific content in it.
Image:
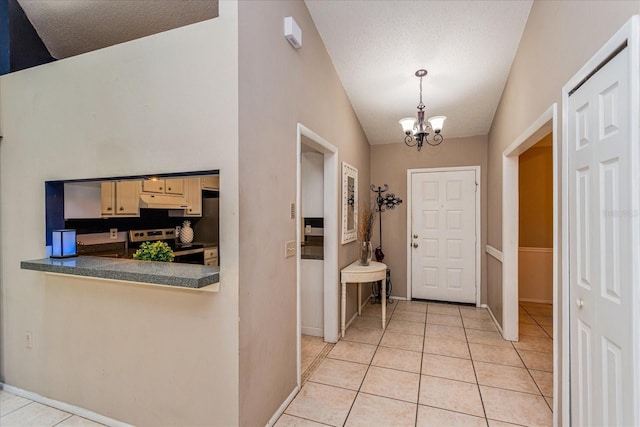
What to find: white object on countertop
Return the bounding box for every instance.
[180,220,194,243]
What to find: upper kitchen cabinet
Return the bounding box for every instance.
[102,181,141,217]
[170,177,202,217]
[142,178,184,195]
[64,182,102,219]
[142,179,164,193]
[165,178,184,195]
[184,177,203,216]
[201,175,220,191]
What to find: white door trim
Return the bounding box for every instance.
[502,104,557,339]
[561,16,639,427]
[501,104,558,423]
[406,166,481,305]
[296,124,339,390]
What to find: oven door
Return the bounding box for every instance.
[173,248,204,264]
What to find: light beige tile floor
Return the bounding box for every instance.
[278,301,554,427]
[0,390,107,427]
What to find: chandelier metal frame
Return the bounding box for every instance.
[399,69,446,151]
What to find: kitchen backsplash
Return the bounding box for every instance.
[65,209,203,235]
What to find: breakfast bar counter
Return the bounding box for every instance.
[21,256,220,291]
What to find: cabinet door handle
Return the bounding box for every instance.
[119,207,124,211]
[159,187,163,190]
[107,207,112,211]
[168,187,171,191]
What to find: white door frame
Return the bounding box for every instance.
[502,104,558,338]
[502,104,558,422]
[406,166,481,305]
[562,16,639,427]
[296,124,339,388]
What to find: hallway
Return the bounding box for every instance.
[280,300,552,426]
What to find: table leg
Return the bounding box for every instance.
[358,282,362,316]
[381,278,386,330]
[341,280,346,338]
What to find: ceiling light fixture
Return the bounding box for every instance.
[399,69,446,151]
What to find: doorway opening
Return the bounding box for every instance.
[501,104,558,419]
[296,124,339,389]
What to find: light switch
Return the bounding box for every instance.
[305,225,312,234]
[285,240,296,258]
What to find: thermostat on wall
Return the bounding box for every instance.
[284,16,302,49]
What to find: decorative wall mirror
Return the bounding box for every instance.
[341,162,358,244]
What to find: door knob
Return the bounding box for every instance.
[413,242,419,248]
[413,234,418,239]
[576,298,584,308]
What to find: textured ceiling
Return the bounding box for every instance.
[17,0,218,59]
[305,0,532,144]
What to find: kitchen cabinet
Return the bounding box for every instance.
[142,178,184,195]
[184,177,202,216]
[102,181,140,217]
[201,175,219,191]
[142,179,165,193]
[101,182,116,215]
[301,258,323,337]
[169,177,202,217]
[165,178,184,195]
[204,247,218,266]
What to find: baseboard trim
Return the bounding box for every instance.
[520,298,553,304]
[301,326,323,337]
[389,296,407,301]
[0,383,132,427]
[266,385,299,427]
[481,304,512,340]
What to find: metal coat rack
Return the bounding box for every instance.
[370,184,403,303]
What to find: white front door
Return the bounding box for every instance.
[568,45,635,426]
[410,169,477,303]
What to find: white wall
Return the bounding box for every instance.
[0,2,240,425]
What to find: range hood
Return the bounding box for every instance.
[139,194,190,209]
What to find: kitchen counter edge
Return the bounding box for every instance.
[20,256,219,290]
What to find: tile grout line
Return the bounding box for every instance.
[0,400,35,419]
[518,303,554,411]
[339,299,396,426]
[51,413,75,427]
[462,306,490,426]
[414,303,429,426]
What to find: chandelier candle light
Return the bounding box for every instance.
[399,69,446,151]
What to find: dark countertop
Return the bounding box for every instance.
[21,256,219,290]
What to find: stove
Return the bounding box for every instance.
[129,228,205,264]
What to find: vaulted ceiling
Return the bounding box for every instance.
[13,0,532,144]
[305,0,532,143]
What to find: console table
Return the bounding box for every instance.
[340,260,387,337]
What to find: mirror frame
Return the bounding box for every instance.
[341,162,358,244]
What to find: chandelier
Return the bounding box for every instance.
[399,69,446,151]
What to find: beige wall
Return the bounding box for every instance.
[370,135,488,301]
[237,1,370,425]
[0,5,240,426]
[519,135,553,248]
[487,0,639,421]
